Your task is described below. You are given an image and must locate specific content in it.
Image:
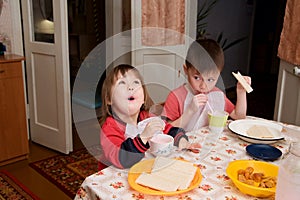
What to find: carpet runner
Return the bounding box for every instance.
[0,170,40,200]
[29,146,106,198]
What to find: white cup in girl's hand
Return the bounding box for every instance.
[149,134,174,157]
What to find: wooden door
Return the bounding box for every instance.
[21,0,72,153]
[131,0,197,103]
[274,60,300,126]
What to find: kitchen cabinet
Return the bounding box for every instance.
[274,60,300,126]
[0,54,29,166]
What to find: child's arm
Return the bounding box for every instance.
[100,120,149,169]
[139,119,165,144]
[101,118,165,169]
[164,122,189,147]
[230,76,251,119]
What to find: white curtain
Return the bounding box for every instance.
[141,0,185,46]
[278,0,300,65]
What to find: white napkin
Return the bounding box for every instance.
[183,88,225,131]
[125,117,165,139]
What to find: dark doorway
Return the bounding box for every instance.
[68,0,106,88]
[67,0,106,148]
[247,0,287,119]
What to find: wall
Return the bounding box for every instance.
[0,0,23,55]
[198,0,255,89]
[1,0,253,89]
[0,0,12,52]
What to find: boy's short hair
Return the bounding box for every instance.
[185,38,224,74]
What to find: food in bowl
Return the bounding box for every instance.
[237,166,277,188]
[226,160,278,198]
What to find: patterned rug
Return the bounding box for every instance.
[0,170,40,200]
[29,147,106,198]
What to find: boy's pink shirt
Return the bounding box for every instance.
[162,84,234,121]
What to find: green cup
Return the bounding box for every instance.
[208,111,229,134]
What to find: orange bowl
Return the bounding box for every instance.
[226,160,278,198]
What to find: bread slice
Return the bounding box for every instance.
[151,167,195,190]
[135,157,197,191]
[232,71,253,93]
[247,125,274,138]
[151,156,175,172]
[135,172,180,192]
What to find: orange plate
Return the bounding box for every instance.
[128,159,202,196]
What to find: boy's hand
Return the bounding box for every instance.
[236,76,251,92]
[188,94,208,113]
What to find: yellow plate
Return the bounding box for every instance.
[128,159,202,196]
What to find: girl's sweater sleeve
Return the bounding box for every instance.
[100,119,149,169]
[163,123,188,146]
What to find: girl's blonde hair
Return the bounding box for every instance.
[99,64,154,125]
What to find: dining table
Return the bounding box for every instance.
[74,116,300,200]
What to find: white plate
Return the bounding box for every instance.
[228,119,284,144]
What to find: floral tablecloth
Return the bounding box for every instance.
[74,117,300,200]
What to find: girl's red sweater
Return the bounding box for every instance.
[100,110,187,169]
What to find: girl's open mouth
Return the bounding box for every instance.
[128,96,135,101]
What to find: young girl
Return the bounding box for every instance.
[99,64,190,169]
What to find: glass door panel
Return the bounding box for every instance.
[32,0,54,43]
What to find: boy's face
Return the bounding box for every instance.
[184,65,219,94]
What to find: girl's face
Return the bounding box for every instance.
[109,70,145,118]
[184,65,219,94]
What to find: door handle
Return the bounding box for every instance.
[294,66,300,75]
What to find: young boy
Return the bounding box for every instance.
[162,39,251,131]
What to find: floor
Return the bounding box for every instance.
[0,142,72,200]
[0,73,278,200]
[0,129,85,200]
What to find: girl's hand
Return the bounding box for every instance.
[188,94,208,113]
[178,138,201,150]
[188,142,202,149]
[178,137,202,149]
[178,137,190,150]
[178,139,202,154]
[139,119,164,143]
[236,76,251,93]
